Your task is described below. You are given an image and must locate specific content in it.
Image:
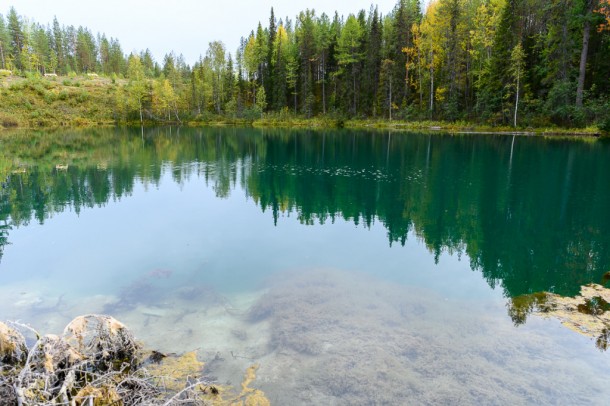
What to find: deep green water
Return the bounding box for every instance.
[1,128,610,404]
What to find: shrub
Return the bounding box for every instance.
[0,113,19,128]
[76,91,90,103]
[240,107,262,121]
[44,91,56,104]
[30,82,47,96]
[600,116,610,134]
[544,80,585,127]
[9,81,25,91]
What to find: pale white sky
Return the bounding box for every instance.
[2,0,402,65]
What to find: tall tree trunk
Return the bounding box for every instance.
[139,99,143,125]
[405,54,409,102]
[389,76,392,121]
[576,0,594,107]
[430,68,434,112]
[322,53,326,115]
[514,72,520,128]
[174,102,181,123]
[353,69,356,115]
[429,50,434,112]
[418,51,423,106]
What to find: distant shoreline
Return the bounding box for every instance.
[2,120,603,138]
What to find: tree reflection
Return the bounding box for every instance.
[1,128,609,302]
[507,283,610,351]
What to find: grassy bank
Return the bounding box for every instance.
[254,116,603,136]
[0,74,119,128]
[1,74,605,137]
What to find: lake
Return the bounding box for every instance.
[1,127,610,404]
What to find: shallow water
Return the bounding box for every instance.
[1,127,610,404]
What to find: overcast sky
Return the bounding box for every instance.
[3,0,404,65]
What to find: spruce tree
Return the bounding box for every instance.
[7,7,23,70]
[266,8,276,109]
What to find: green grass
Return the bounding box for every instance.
[0,75,117,129]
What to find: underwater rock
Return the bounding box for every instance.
[0,321,28,367]
[26,334,82,374]
[63,314,140,371]
[1,314,270,405]
[0,323,26,406]
[231,329,248,341]
[16,334,84,403]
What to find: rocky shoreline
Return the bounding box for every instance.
[0,314,269,405]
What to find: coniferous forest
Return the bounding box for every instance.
[1,0,609,129]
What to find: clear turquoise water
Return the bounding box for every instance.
[1,128,609,404]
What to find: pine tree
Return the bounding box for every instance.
[7,8,23,71]
[0,14,10,70]
[266,8,276,108]
[509,41,525,127]
[364,7,382,116]
[337,14,364,115]
[126,54,148,125]
[316,13,333,114]
[272,23,290,110]
[296,10,317,115]
[488,0,524,122]
[52,17,65,74]
[256,85,267,117]
[224,54,236,111]
[207,41,226,114]
[576,0,598,106]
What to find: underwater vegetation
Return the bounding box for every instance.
[244,269,610,405]
[2,269,610,404]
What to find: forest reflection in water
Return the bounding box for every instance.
[1,127,610,403]
[2,127,609,297]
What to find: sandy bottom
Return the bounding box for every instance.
[2,268,610,405]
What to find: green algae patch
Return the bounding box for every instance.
[147,355,271,405]
[146,351,204,392]
[228,364,270,406]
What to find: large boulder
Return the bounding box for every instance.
[0,321,28,367]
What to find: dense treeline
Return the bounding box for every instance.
[1,1,609,127]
